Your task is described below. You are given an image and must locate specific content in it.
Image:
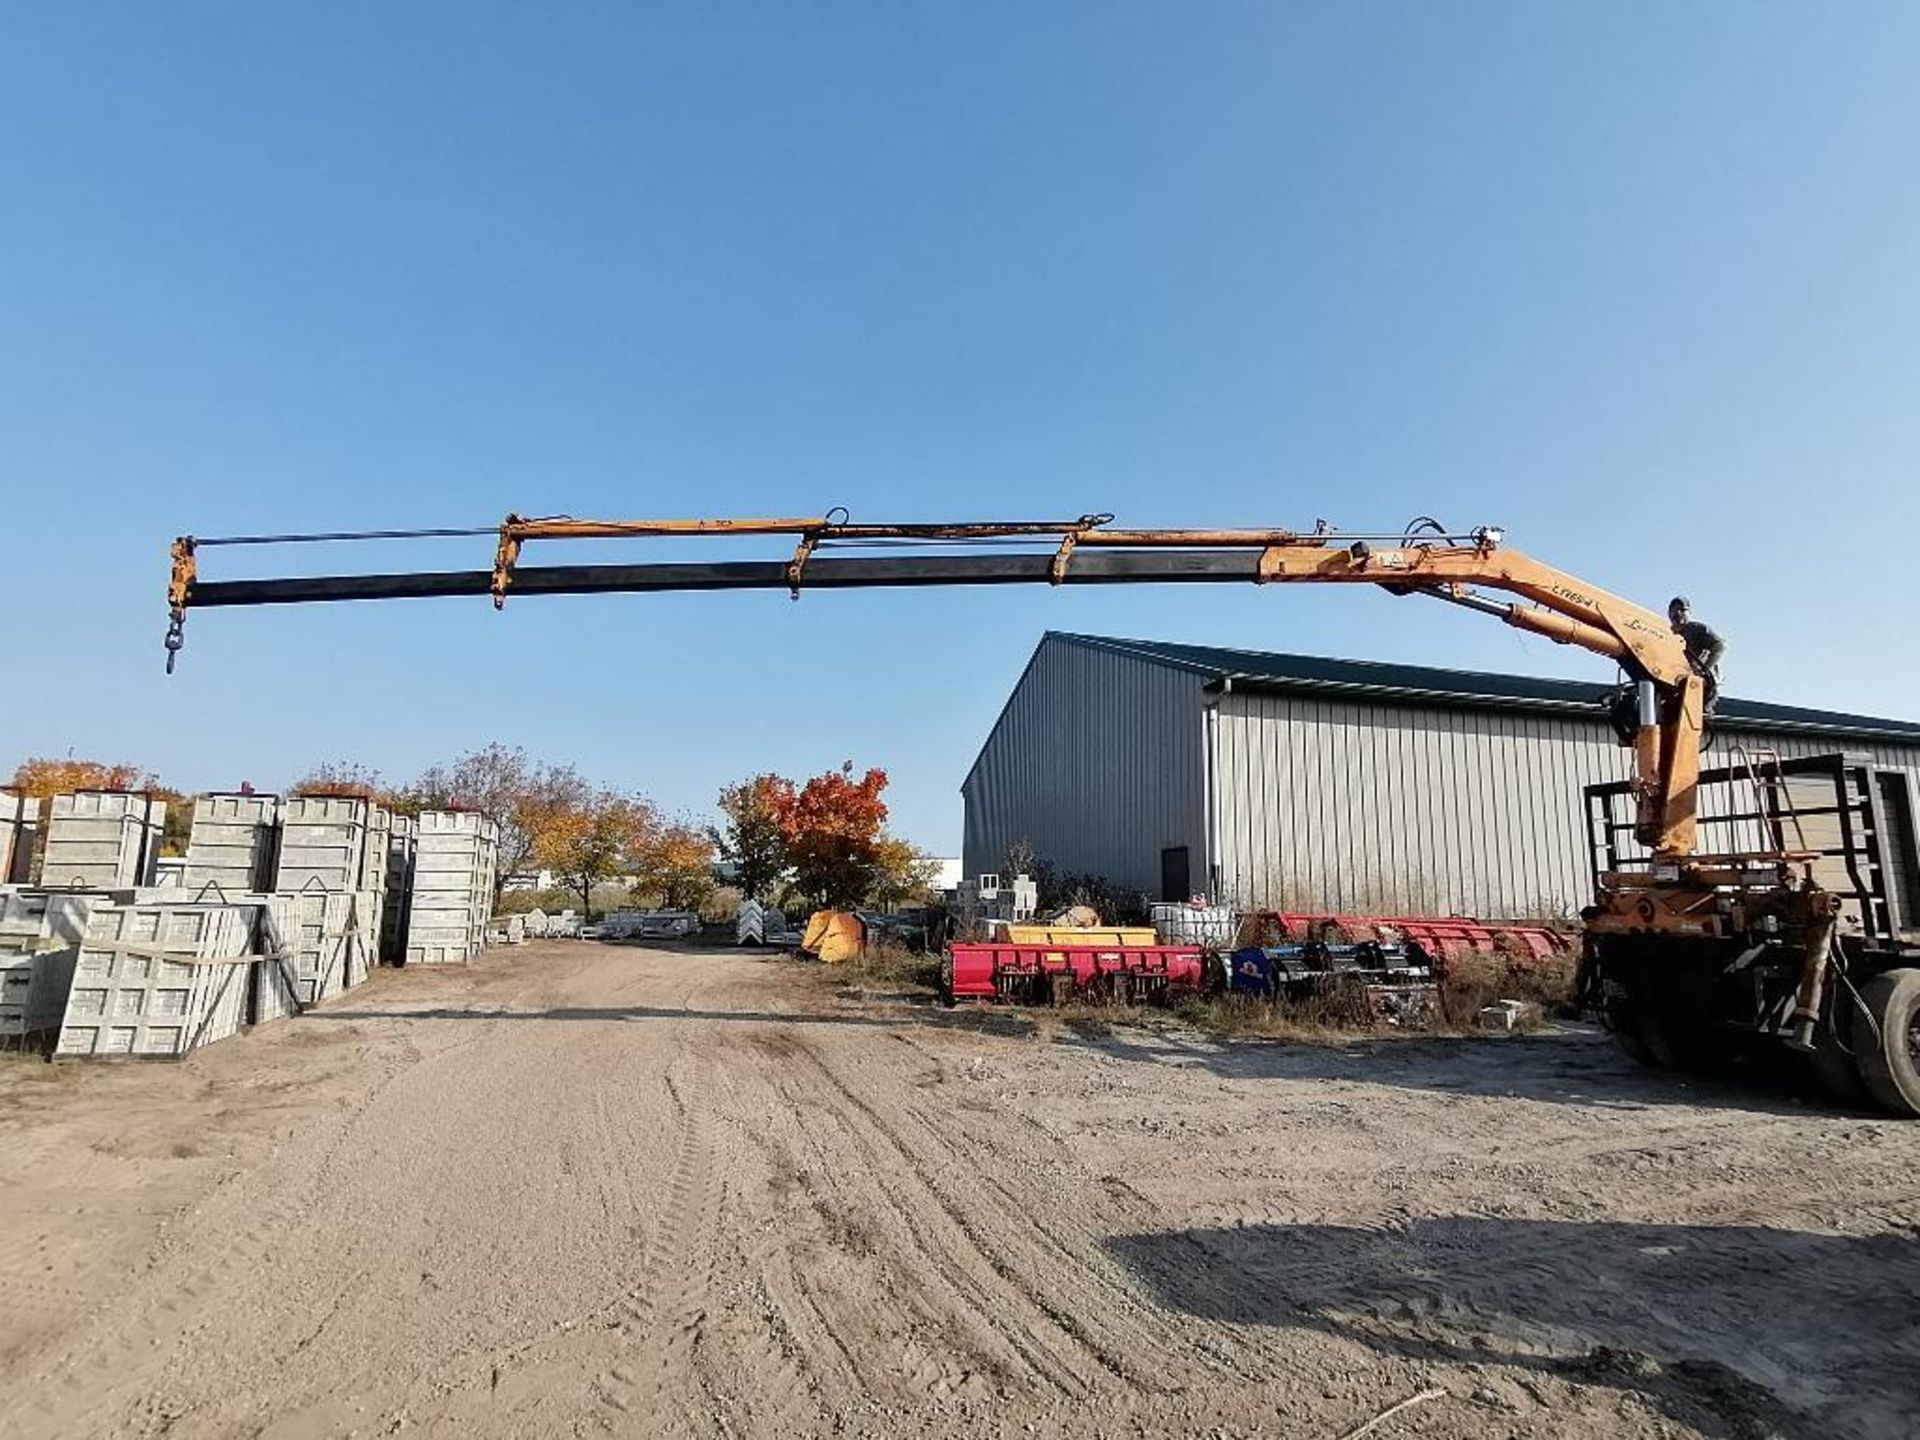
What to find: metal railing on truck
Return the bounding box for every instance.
[1584,752,1920,947]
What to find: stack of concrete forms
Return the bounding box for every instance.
[249,894,304,1024]
[280,889,374,1004]
[0,891,95,1043]
[274,797,380,1002]
[404,811,499,964]
[275,797,370,891]
[359,804,393,966]
[380,815,415,965]
[39,792,166,890]
[183,793,282,898]
[53,901,257,1058]
[1,790,39,885]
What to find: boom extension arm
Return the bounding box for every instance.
[164,512,1703,856]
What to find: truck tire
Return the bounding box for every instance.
[1851,969,1920,1117]
[1637,1012,1734,1075]
[1603,997,1656,1067]
[1807,1030,1874,1110]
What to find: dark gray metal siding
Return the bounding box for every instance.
[962,636,1206,896]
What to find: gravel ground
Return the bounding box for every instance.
[1,940,1915,1439]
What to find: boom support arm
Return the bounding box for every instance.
[165,513,1704,856]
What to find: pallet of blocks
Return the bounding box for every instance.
[403,811,499,964]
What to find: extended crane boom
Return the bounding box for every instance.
[164,511,1704,857]
[161,508,1920,1118]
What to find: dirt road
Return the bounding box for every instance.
[2,942,1916,1439]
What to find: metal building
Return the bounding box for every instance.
[961,632,1920,920]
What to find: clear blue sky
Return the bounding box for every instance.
[5,4,1918,853]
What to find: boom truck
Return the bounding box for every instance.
[163,511,1920,1115]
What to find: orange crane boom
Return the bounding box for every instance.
[165,512,1704,856]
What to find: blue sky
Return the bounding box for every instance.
[4,3,1917,853]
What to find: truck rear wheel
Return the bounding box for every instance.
[1637,1011,1736,1075]
[1603,997,1656,1067]
[1807,1027,1874,1109]
[1852,969,1920,1117]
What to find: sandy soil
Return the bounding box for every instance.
[1,941,1915,1440]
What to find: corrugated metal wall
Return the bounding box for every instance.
[962,636,1206,896]
[1214,690,1920,919]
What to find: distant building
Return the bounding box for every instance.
[500,869,556,894]
[962,631,1920,920]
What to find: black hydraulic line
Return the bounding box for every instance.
[186,550,1276,608]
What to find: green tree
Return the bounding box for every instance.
[712,774,788,901]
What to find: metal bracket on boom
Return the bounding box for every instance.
[164,536,197,673]
[492,518,525,609]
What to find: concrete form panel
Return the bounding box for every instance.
[0,891,96,1039]
[0,791,39,886]
[41,792,166,890]
[284,889,376,1005]
[404,811,498,964]
[274,797,372,892]
[54,903,253,1058]
[183,793,282,897]
[380,816,415,964]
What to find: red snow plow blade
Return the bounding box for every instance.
[1269,913,1575,967]
[943,942,1204,1005]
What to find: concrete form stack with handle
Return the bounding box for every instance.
[0,790,498,1060]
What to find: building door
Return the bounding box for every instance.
[1159,846,1190,903]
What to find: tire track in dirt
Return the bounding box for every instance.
[10,1027,430,1439]
[744,1027,1171,1404]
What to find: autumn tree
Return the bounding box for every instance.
[768,763,890,910]
[712,774,788,901]
[868,834,941,910]
[11,757,155,798]
[412,744,592,897]
[532,790,656,920]
[291,761,397,802]
[9,758,168,876]
[635,818,718,911]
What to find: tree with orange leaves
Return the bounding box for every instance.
[767,763,890,909]
[11,757,155,799]
[635,818,717,911]
[532,790,656,920]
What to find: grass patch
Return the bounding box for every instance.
[779,938,941,996]
[1436,946,1579,1027]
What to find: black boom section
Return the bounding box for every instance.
[186,551,1274,607]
